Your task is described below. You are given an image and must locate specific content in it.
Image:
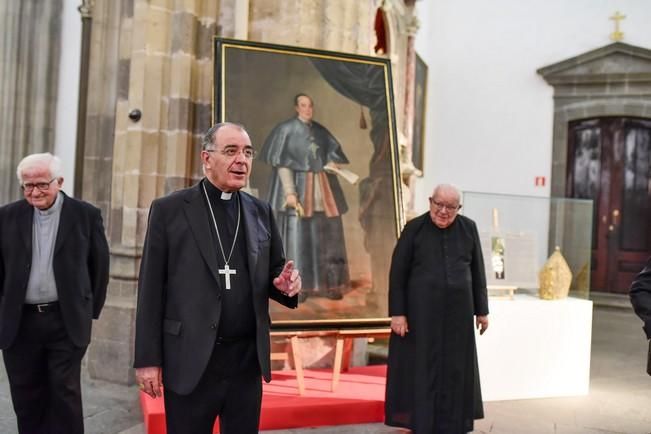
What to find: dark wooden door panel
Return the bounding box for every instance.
[568,117,651,293]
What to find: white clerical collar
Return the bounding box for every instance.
[36,191,63,216]
[203,178,235,201]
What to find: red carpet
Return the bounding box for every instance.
[139,365,387,434]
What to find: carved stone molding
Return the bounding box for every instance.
[538,42,651,196]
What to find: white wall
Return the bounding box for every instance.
[413,0,651,214]
[53,0,82,196]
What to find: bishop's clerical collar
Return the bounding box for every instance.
[297,116,312,126]
[203,178,236,202]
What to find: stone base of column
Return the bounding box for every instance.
[87,294,137,385]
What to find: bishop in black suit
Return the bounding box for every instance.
[134,122,302,434]
[0,152,110,434]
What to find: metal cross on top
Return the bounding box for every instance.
[609,11,626,42]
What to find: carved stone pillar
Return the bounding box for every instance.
[0,0,62,203]
[87,0,219,384]
[249,0,374,55]
[401,13,421,216]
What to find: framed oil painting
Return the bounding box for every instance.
[411,53,428,172]
[213,38,403,329]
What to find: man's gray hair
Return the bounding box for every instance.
[16,152,63,182]
[201,122,247,151]
[433,184,462,203]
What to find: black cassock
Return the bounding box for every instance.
[385,213,489,434]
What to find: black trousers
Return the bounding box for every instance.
[164,338,262,434]
[2,308,87,434]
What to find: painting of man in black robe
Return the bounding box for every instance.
[385,184,489,433]
[259,93,350,302]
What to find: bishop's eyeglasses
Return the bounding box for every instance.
[205,146,256,159]
[429,198,462,212]
[21,178,56,193]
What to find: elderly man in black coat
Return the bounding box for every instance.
[0,152,109,434]
[385,184,489,434]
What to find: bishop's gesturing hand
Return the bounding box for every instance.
[273,260,302,297]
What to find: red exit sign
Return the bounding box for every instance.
[534,176,546,187]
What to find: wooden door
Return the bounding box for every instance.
[567,117,651,293]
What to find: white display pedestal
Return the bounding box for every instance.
[476,294,593,401]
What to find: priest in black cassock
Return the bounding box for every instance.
[385,184,489,434]
[134,123,302,434]
[258,93,350,301]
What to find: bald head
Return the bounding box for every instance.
[432,184,461,203]
[429,184,462,228]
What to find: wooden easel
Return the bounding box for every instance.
[270,328,391,395]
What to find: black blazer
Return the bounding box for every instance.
[134,183,297,395]
[0,193,110,348]
[630,257,651,338]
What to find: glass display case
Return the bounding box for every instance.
[462,192,594,298]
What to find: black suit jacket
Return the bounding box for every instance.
[134,182,297,395]
[0,193,110,348]
[630,257,651,338]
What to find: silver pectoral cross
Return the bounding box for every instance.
[218,264,237,290]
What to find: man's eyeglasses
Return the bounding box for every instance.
[21,178,56,193]
[429,198,461,212]
[205,146,256,159]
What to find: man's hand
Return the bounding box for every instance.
[284,193,298,209]
[284,193,304,217]
[476,315,489,335]
[391,315,409,337]
[135,366,163,399]
[273,260,301,297]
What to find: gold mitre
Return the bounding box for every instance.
[538,246,572,300]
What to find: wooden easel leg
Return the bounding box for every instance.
[290,336,305,395]
[331,337,344,392]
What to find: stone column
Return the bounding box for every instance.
[73,0,95,198]
[0,0,62,203]
[401,13,420,215]
[249,0,374,55]
[87,0,219,384]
